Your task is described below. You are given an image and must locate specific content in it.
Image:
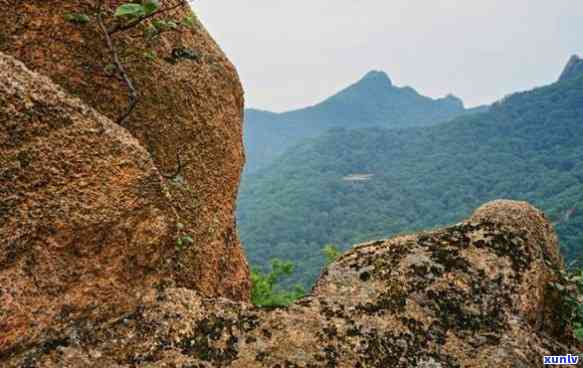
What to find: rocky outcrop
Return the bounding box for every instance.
[1,0,249,359]
[3,200,579,367]
[559,55,583,82]
[0,0,250,303]
[0,52,178,353]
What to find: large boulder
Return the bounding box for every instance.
[0,52,177,353]
[3,200,579,367]
[0,0,250,302]
[0,0,249,357]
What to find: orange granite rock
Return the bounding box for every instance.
[2,200,579,367]
[0,0,250,303]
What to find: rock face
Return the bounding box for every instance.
[1,0,249,358]
[0,52,177,353]
[3,200,579,367]
[0,0,250,303]
[559,55,583,82]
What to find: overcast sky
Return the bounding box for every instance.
[193,1,583,112]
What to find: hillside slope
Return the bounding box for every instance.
[238,63,583,287]
[244,71,475,173]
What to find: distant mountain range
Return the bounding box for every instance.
[244,71,488,173]
[238,56,583,288]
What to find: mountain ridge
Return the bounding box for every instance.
[238,65,583,287]
[244,70,473,173]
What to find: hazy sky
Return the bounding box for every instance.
[193,1,583,112]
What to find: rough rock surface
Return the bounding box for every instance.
[0,0,250,302]
[3,200,579,367]
[0,51,179,353]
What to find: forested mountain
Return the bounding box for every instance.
[560,55,583,82]
[238,58,583,288]
[244,71,481,173]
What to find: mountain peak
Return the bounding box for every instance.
[441,93,465,109]
[559,54,583,82]
[359,70,393,87]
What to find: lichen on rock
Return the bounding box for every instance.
[2,198,579,367]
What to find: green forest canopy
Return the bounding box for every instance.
[243,70,485,174]
[238,72,583,288]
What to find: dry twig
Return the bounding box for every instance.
[96,0,138,126]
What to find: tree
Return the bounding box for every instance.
[323,244,342,266]
[251,259,304,307]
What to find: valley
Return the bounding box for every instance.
[239,56,583,288]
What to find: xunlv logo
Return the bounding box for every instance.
[543,355,580,365]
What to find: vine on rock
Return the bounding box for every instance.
[92,0,192,125]
[64,1,197,178]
